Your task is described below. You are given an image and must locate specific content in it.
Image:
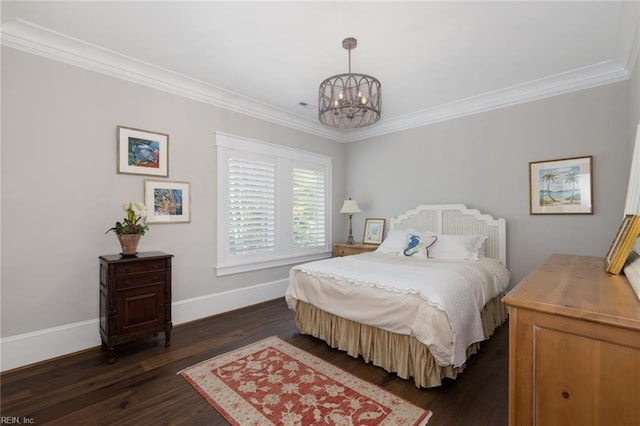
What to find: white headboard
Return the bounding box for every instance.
[389,204,507,265]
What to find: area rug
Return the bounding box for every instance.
[178,336,432,425]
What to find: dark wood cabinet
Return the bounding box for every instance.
[99,251,173,363]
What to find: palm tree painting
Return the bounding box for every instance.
[538,166,582,206]
[531,156,592,214]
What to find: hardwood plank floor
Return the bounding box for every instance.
[1,298,509,425]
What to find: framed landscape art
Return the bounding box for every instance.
[529,156,593,215]
[144,180,191,223]
[118,126,169,177]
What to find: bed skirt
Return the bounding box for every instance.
[294,295,507,388]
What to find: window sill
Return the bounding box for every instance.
[215,252,332,276]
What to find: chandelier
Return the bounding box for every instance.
[319,37,381,129]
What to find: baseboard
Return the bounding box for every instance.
[0,278,289,372]
[171,278,289,325]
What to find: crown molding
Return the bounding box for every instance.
[0,19,346,142]
[347,60,630,142]
[2,14,638,144]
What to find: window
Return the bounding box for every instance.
[215,132,332,276]
[292,166,326,249]
[228,156,276,257]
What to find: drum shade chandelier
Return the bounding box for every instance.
[319,37,381,129]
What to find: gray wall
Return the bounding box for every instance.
[346,81,632,285]
[0,47,346,338]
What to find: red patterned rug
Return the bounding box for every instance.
[178,336,432,425]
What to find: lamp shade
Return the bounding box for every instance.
[340,199,361,214]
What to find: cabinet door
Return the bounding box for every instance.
[116,284,165,334]
[534,319,640,425]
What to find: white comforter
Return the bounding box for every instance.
[286,252,510,367]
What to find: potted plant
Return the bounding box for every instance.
[106,202,149,255]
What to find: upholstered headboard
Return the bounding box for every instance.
[389,204,507,265]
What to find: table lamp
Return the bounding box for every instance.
[340,198,361,244]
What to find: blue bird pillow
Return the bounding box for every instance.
[401,233,438,258]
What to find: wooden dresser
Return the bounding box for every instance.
[332,242,378,257]
[503,254,640,426]
[99,251,173,363]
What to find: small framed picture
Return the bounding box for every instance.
[529,156,593,215]
[363,218,385,245]
[605,214,640,274]
[144,180,191,223]
[118,126,169,177]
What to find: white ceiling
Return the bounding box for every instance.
[2,1,639,142]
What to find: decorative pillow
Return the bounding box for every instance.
[427,234,487,261]
[375,229,418,253]
[400,233,438,258]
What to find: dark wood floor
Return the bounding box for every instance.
[1,298,509,425]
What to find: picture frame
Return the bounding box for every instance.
[529,155,593,215]
[604,214,640,274]
[363,218,385,245]
[118,126,169,177]
[144,180,191,223]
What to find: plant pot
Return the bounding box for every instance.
[117,233,141,256]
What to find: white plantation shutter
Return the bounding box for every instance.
[292,167,326,249]
[216,132,332,276]
[228,157,276,256]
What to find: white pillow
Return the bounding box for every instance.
[399,233,438,258]
[375,229,414,253]
[428,234,487,261]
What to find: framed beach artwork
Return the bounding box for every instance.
[144,180,191,223]
[529,156,593,215]
[363,218,385,245]
[118,126,169,177]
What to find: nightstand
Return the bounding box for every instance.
[332,243,378,257]
[99,251,173,363]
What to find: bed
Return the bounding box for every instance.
[285,204,510,388]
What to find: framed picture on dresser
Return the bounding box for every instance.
[605,214,640,274]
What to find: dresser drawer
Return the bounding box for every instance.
[335,246,359,256]
[116,271,166,289]
[115,259,166,276]
[333,243,378,257]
